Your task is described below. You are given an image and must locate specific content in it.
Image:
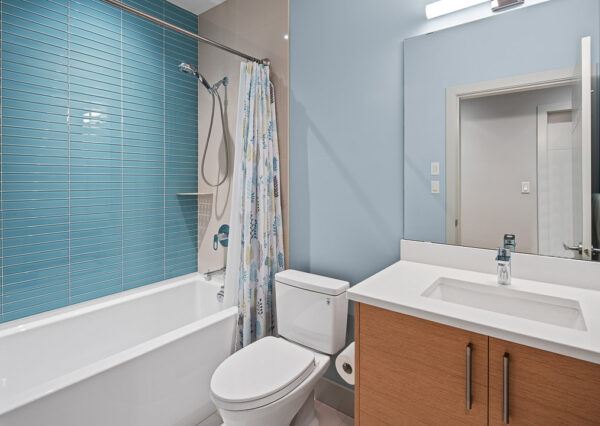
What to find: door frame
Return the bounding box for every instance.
[579,36,593,260]
[445,67,577,245]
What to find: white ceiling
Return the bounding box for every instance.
[169,0,226,15]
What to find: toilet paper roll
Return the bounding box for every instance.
[335,342,355,385]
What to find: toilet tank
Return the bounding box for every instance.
[275,270,349,355]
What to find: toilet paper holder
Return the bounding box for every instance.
[336,341,355,385]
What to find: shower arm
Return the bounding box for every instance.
[100,0,270,66]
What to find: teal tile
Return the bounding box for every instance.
[70,284,122,304]
[1,0,198,323]
[3,298,69,322]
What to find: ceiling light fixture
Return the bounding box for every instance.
[425,0,488,19]
[491,0,524,12]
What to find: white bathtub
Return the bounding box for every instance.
[0,273,237,426]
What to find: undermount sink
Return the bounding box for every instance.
[422,277,587,331]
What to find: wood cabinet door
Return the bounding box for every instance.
[489,338,600,425]
[355,303,488,425]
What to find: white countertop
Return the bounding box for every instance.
[347,260,600,364]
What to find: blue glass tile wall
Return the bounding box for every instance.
[0,0,199,323]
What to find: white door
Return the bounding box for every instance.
[537,104,574,258]
[568,36,593,260]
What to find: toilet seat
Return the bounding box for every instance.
[210,336,315,411]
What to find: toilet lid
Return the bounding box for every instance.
[210,336,315,409]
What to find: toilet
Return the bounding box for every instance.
[209,270,349,426]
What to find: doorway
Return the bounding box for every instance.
[458,87,573,255]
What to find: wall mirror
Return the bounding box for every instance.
[403,0,600,261]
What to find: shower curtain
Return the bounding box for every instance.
[225,62,285,349]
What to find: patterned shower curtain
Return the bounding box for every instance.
[225,62,285,349]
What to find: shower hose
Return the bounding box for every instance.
[201,88,229,187]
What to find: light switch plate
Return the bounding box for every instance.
[521,181,530,194]
[431,180,440,194]
[431,162,440,176]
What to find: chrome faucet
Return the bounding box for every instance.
[203,266,226,302]
[496,248,511,285]
[203,266,226,281]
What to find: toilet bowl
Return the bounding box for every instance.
[209,270,349,426]
[210,337,330,426]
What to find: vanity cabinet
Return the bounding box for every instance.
[355,303,600,425]
[355,303,488,425]
[489,338,600,425]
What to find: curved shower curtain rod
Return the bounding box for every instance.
[100,0,271,66]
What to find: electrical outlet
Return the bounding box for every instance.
[431,180,440,194]
[431,162,440,176]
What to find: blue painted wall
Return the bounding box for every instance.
[0,0,198,323]
[289,0,406,289]
[289,0,412,388]
[404,0,600,244]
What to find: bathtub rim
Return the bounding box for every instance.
[0,273,238,417]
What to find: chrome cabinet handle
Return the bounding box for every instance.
[466,343,472,410]
[503,353,510,424]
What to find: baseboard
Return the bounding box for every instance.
[315,377,354,418]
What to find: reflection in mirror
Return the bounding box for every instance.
[455,85,574,257]
[403,0,599,261]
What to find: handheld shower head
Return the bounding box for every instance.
[178,62,196,75]
[178,62,212,92]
